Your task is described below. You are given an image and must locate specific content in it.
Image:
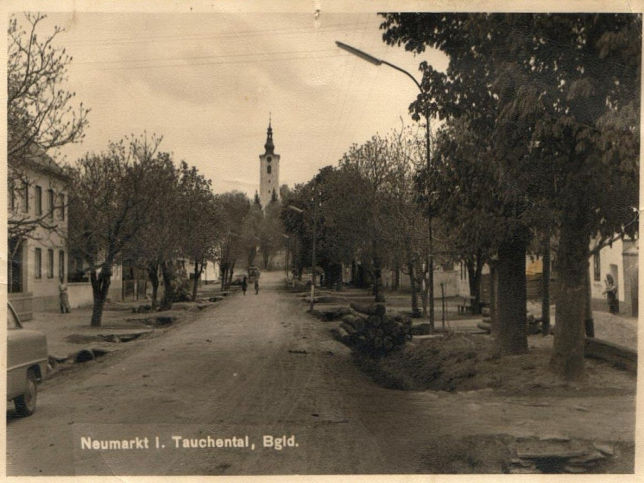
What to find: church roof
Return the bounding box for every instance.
[264,118,275,155]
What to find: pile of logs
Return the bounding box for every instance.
[334,302,412,356]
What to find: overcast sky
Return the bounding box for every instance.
[40,11,448,196]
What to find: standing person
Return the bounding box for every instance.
[59,277,71,313]
[603,274,619,314]
[254,278,259,295]
[241,276,248,296]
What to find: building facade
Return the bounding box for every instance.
[8,152,69,320]
[589,236,638,316]
[258,118,280,208]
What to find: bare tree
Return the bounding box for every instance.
[8,12,89,241]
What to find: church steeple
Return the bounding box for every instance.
[264,115,274,155]
[258,114,280,209]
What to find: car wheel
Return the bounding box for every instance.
[14,370,38,417]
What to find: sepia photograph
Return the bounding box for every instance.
[4,0,640,477]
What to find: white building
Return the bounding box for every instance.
[589,236,638,316]
[8,150,69,319]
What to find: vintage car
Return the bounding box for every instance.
[7,303,48,416]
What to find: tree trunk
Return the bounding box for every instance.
[147,261,160,309]
[584,262,595,337]
[466,256,483,315]
[373,256,385,303]
[228,262,235,287]
[495,239,528,355]
[90,261,113,327]
[541,234,551,336]
[220,262,228,291]
[192,259,202,301]
[393,263,400,291]
[160,260,175,310]
[550,221,588,380]
[247,247,256,267]
[489,262,498,335]
[407,261,420,317]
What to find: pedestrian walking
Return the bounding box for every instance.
[59,277,71,313]
[254,278,259,295]
[603,274,619,314]
[241,276,248,296]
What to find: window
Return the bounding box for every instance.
[58,193,65,220]
[59,250,65,280]
[35,248,42,279]
[593,253,601,281]
[267,165,272,174]
[35,186,43,215]
[22,182,29,213]
[267,156,272,163]
[47,249,54,278]
[48,189,55,219]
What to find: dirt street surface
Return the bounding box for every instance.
[7,272,635,476]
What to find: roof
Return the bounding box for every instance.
[9,144,69,182]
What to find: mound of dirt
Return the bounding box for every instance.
[354,333,636,395]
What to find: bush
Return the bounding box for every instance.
[338,308,412,357]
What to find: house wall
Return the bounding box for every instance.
[68,275,123,309]
[200,260,220,284]
[9,164,68,318]
[589,239,625,304]
[383,268,461,298]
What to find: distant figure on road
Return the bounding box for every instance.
[59,278,71,313]
[254,278,259,295]
[603,274,619,314]
[241,276,248,296]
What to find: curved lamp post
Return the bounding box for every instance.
[335,41,435,329]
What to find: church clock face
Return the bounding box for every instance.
[267,156,272,163]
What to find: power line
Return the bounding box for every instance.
[73,48,338,65]
[76,53,349,72]
[62,22,374,48]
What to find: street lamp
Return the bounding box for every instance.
[287,201,317,312]
[335,40,435,330]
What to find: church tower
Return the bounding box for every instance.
[258,117,280,208]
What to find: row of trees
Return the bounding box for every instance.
[284,13,639,381]
[67,136,288,327]
[380,13,639,380]
[281,127,440,316]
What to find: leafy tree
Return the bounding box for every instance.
[68,134,165,326]
[381,13,640,373]
[122,152,180,308]
[382,13,534,355]
[427,118,499,316]
[259,198,284,269]
[177,162,222,301]
[214,191,251,289]
[240,202,263,267]
[338,136,405,302]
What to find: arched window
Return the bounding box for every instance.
[267,165,272,174]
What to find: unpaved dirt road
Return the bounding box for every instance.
[7,272,635,475]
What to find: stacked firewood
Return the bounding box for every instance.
[335,302,412,356]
